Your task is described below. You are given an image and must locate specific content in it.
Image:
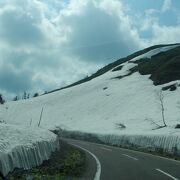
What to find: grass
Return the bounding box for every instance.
[7,141,86,180]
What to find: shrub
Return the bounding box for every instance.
[175,124,180,128]
[0,94,5,104]
[103,87,108,90]
[115,123,126,129]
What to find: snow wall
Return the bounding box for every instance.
[98,134,180,154]
[59,129,180,155]
[0,136,60,176]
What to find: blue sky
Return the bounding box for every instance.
[0,0,180,99]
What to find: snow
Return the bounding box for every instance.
[1,45,179,132]
[2,70,179,135]
[0,123,59,176]
[0,44,180,175]
[98,133,180,154]
[130,44,180,62]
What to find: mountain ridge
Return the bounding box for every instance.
[47,43,180,94]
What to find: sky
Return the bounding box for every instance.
[0,0,180,100]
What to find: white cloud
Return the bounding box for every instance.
[162,0,172,12]
[55,0,144,62]
[0,0,179,99]
[139,9,159,32]
[151,24,180,44]
[0,0,112,99]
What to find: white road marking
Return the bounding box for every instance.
[156,169,179,180]
[64,139,180,164]
[122,154,138,161]
[100,147,112,151]
[96,142,180,164]
[71,143,101,180]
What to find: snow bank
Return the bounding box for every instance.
[99,133,180,155]
[60,129,180,155]
[0,123,59,176]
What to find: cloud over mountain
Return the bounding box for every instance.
[0,0,180,99]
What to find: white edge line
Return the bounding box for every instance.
[64,138,180,164]
[100,147,112,151]
[156,169,179,180]
[96,143,180,164]
[71,143,101,180]
[122,153,138,161]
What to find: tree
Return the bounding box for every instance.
[33,93,39,97]
[27,93,30,99]
[156,90,166,127]
[0,94,5,104]
[23,92,27,99]
[13,96,19,101]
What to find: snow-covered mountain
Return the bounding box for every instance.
[0,44,180,175]
[1,44,180,134]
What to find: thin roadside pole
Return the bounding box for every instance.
[38,107,44,127]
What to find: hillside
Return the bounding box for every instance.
[0,44,180,157]
[48,43,180,93]
[131,45,180,85]
[1,43,179,131]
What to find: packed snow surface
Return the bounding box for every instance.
[0,123,59,175]
[0,45,179,135]
[0,44,180,174]
[2,69,180,135]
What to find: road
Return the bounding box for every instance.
[64,138,180,180]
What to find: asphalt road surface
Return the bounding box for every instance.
[64,138,180,180]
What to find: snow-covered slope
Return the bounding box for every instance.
[0,44,180,160]
[0,123,59,176]
[1,46,180,134]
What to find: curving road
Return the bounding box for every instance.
[64,138,180,180]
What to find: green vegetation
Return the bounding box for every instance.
[112,65,123,71]
[47,44,179,94]
[162,84,177,91]
[175,124,180,129]
[0,94,5,104]
[7,141,86,180]
[131,46,180,85]
[113,71,133,80]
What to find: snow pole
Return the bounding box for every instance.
[38,107,44,127]
[30,118,32,126]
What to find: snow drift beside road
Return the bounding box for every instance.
[0,123,59,176]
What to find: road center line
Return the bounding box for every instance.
[122,154,138,161]
[100,147,112,151]
[71,143,101,180]
[156,169,179,180]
